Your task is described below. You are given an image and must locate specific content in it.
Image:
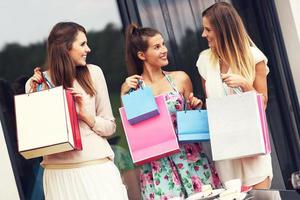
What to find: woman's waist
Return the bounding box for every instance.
[41,145,114,166]
[42,157,112,169]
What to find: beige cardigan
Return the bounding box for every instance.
[25,64,116,165]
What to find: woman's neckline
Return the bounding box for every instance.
[219,60,231,74]
[141,71,179,96]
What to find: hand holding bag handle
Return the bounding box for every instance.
[176,97,210,142]
[206,76,271,160]
[121,79,159,125]
[127,79,144,93]
[37,72,54,91]
[221,76,270,153]
[37,72,82,150]
[119,95,179,165]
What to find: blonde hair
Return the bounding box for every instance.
[202,2,255,82]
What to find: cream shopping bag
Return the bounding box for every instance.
[14,86,81,159]
[206,91,271,161]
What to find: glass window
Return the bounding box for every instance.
[133,0,289,190]
[0,1,134,199]
[135,0,228,98]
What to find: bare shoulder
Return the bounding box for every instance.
[165,71,192,94]
[166,71,189,82]
[165,71,191,93]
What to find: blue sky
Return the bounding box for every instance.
[0,0,121,50]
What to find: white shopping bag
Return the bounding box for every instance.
[206,91,270,161]
[14,86,81,159]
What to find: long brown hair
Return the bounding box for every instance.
[125,23,161,75]
[202,2,255,82]
[46,22,95,95]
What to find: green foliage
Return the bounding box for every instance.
[87,23,127,93]
[0,23,130,149]
[0,23,128,94]
[0,42,46,81]
[0,23,206,151]
[109,92,129,150]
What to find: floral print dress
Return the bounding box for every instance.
[140,73,221,200]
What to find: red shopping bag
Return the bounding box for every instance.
[119,95,180,165]
[65,89,82,150]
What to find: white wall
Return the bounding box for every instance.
[0,122,20,200]
[275,0,300,101]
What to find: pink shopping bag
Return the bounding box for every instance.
[257,94,271,154]
[119,95,180,165]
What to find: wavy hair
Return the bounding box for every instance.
[46,22,95,95]
[202,2,255,82]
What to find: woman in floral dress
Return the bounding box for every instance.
[120,24,221,199]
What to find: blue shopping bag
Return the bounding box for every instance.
[121,81,159,125]
[176,100,210,142]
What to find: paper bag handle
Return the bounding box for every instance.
[182,98,203,113]
[220,75,242,95]
[37,72,54,91]
[127,79,144,94]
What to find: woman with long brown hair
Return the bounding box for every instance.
[27,22,128,200]
[121,24,221,199]
[197,2,273,189]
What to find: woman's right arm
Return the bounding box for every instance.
[201,77,207,98]
[196,50,208,98]
[253,61,268,108]
[25,67,44,93]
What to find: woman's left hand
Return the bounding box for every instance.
[221,73,247,88]
[188,93,203,109]
[68,88,86,119]
[68,87,95,128]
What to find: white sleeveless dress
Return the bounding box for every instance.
[196,47,273,186]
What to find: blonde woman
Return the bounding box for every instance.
[196,2,273,189]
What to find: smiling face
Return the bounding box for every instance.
[139,34,168,68]
[69,31,91,66]
[202,16,217,49]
